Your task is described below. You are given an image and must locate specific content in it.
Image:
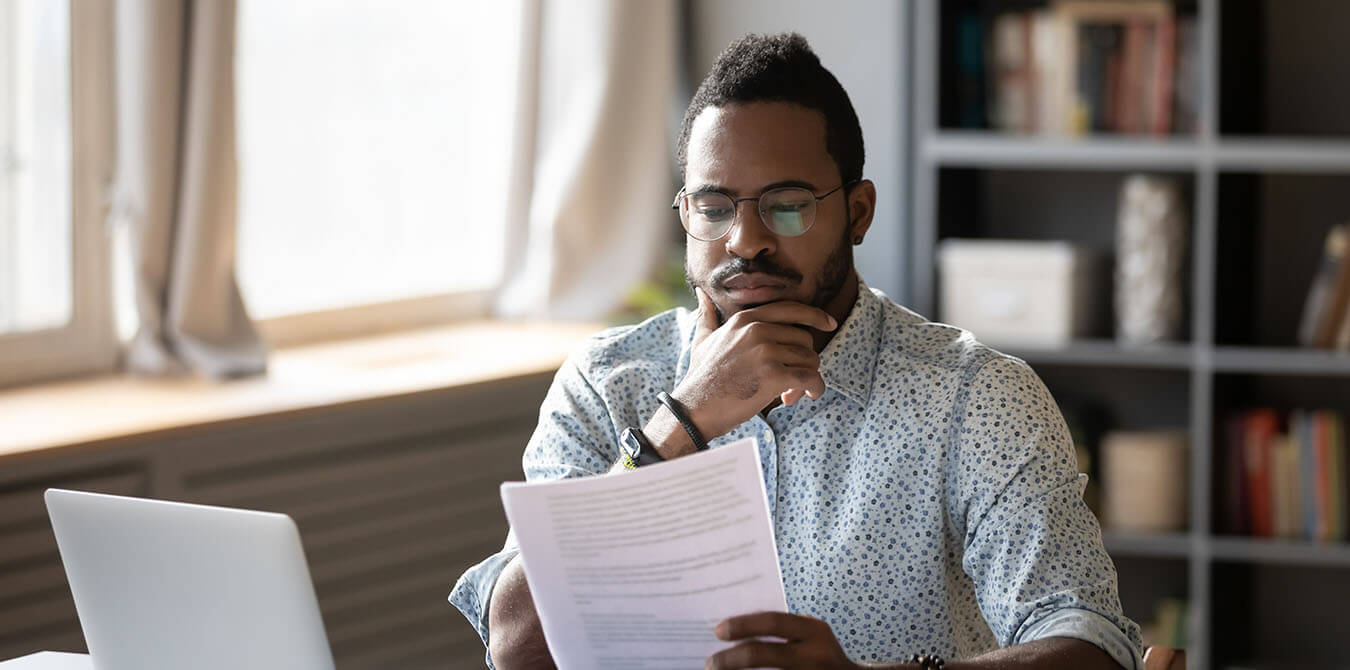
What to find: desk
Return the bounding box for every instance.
[0,653,90,669]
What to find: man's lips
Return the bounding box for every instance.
[719,273,795,303]
[720,273,793,290]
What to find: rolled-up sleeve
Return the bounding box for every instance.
[447,346,622,666]
[953,356,1144,670]
[449,535,519,667]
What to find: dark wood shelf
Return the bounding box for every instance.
[1209,536,1350,567]
[995,339,1194,370]
[1212,346,1350,377]
[1102,531,1194,559]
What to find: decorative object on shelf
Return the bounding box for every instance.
[937,239,1104,346]
[1115,174,1188,345]
[1296,223,1350,350]
[1101,429,1188,532]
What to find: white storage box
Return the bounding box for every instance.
[937,239,1104,345]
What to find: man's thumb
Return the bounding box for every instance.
[694,287,719,339]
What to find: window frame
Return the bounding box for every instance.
[0,0,117,388]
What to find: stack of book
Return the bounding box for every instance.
[956,0,1198,135]
[1220,409,1348,541]
[1297,224,1350,350]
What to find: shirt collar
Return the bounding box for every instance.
[674,274,881,407]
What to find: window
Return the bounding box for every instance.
[0,0,72,335]
[0,0,116,387]
[235,0,524,344]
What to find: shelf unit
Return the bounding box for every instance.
[905,1,1350,668]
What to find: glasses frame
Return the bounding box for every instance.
[670,181,858,242]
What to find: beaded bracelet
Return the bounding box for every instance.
[908,653,946,670]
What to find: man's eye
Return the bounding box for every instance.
[769,202,808,213]
[697,208,733,220]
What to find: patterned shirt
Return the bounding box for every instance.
[450,279,1143,669]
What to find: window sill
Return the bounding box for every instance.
[0,319,600,464]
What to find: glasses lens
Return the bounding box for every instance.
[681,192,736,240]
[759,188,815,237]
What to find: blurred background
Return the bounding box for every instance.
[2,1,1349,669]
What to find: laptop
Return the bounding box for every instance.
[44,489,335,670]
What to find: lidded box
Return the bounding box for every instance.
[937,239,1104,345]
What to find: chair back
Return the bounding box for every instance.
[1143,646,1185,670]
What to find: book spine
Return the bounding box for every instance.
[1245,410,1277,537]
[1316,411,1332,541]
[1153,15,1175,135]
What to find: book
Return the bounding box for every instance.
[1293,410,1319,539]
[988,12,1033,132]
[979,1,1183,135]
[1331,412,1347,541]
[1151,15,1176,135]
[1171,16,1198,135]
[1244,409,1280,537]
[1314,410,1333,541]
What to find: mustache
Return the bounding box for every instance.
[711,255,802,288]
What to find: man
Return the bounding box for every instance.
[451,33,1143,670]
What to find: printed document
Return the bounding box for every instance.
[500,437,787,670]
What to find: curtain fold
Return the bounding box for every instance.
[113,0,265,378]
[495,0,679,321]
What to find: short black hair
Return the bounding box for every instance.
[676,32,864,185]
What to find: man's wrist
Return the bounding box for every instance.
[643,404,699,459]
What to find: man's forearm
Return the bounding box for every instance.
[864,638,1125,670]
[486,555,556,669]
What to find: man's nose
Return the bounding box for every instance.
[723,201,776,260]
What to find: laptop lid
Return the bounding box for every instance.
[44,489,335,670]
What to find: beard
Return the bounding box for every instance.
[686,224,854,323]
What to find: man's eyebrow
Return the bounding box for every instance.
[686,179,821,196]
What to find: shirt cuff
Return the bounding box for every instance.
[448,547,520,669]
[1015,607,1143,670]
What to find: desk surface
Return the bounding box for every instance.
[0,653,90,669]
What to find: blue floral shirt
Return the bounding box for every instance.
[450,279,1143,669]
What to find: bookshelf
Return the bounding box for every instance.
[905,1,1350,668]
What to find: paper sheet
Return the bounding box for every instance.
[500,437,787,670]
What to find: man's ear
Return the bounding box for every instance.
[846,179,876,244]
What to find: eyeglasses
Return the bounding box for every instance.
[671,182,855,242]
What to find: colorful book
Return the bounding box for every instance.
[1314,411,1333,541]
[1244,409,1280,537]
[1331,412,1346,541]
[1294,410,1319,539]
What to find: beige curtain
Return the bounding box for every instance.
[113,0,265,378]
[495,0,679,321]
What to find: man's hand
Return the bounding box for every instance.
[673,288,837,441]
[706,612,859,670]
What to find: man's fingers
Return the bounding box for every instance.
[781,388,805,406]
[694,287,720,343]
[743,322,815,350]
[736,301,838,332]
[705,641,796,670]
[715,611,823,642]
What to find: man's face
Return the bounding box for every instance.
[682,102,868,322]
